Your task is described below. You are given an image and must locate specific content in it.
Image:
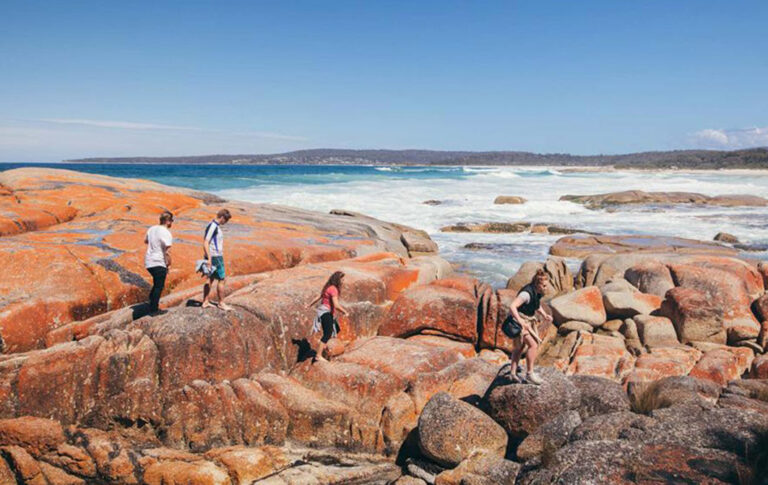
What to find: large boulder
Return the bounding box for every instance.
[517,439,745,485]
[624,260,675,297]
[625,347,702,384]
[667,263,761,342]
[506,257,574,296]
[659,287,727,344]
[602,290,661,319]
[566,333,635,382]
[568,375,631,418]
[418,392,507,468]
[483,367,581,439]
[688,348,752,386]
[379,279,480,342]
[515,410,581,461]
[549,287,606,327]
[633,315,679,349]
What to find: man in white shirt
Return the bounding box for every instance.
[144,211,174,315]
[202,208,232,311]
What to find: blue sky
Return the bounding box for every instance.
[1,0,767,162]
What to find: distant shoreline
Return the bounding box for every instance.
[3,161,768,173]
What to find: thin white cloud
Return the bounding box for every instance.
[31,118,307,141]
[691,126,768,149]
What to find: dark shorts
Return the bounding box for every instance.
[211,256,226,280]
[320,312,339,343]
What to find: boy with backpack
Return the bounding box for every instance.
[202,209,233,311]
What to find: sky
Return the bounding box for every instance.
[1,0,767,162]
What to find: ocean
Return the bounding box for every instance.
[4,162,768,287]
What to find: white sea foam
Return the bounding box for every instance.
[217,167,768,287]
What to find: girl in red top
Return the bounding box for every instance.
[308,271,349,362]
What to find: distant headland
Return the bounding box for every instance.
[66,147,768,169]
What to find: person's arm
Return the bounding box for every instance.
[509,294,533,332]
[307,295,321,309]
[202,229,212,262]
[164,247,172,268]
[536,304,553,322]
[331,295,348,316]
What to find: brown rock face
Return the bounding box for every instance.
[660,287,727,344]
[418,392,507,467]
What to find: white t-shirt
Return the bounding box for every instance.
[518,291,531,304]
[145,225,173,268]
[205,220,224,257]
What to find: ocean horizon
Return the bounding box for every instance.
[4,162,767,287]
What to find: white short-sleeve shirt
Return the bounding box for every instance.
[145,225,173,268]
[205,220,224,257]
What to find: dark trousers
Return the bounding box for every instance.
[147,266,168,312]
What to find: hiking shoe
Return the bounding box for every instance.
[526,371,543,385]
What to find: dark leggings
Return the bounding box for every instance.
[147,266,168,312]
[320,312,335,343]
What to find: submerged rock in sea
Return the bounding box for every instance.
[493,195,527,204]
[560,190,768,209]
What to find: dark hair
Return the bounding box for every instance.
[217,209,231,222]
[159,211,174,224]
[321,271,345,298]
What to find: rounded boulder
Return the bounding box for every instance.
[483,367,581,439]
[418,392,508,468]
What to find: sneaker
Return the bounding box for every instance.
[148,309,168,317]
[526,371,543,385]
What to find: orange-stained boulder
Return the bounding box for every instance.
[161,378,289,452]
[566,333,635,382]
[0,417,65,457]
[667,263,761,342]
[549,287,606,327]
[660,287,727,344]
[689,348,753,386]
[254,373,361,449]
[204,446,290,484]
[624,346,703,385]
[142,460,230,485]
[379,278,480,342]
[602,290,661,319]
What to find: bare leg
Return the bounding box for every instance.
[217,279,232,311]
[508,345,522,375]
[523,335,539,373]
[202,277,215,308]
[315,341,328,362]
